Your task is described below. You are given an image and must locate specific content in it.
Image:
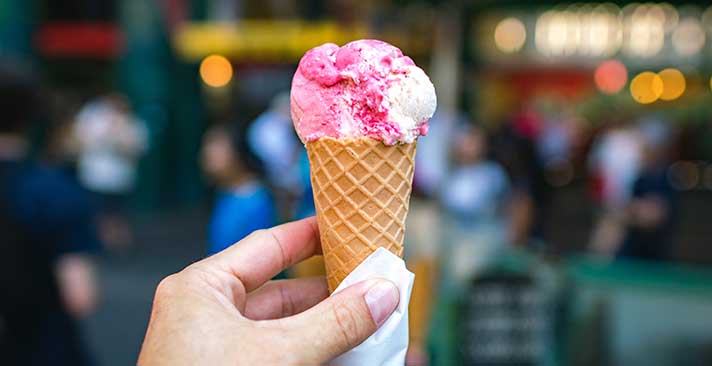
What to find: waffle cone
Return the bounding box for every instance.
[306,137,416,292]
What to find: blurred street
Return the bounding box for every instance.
[80,184,712,366]
[83,210,207,366]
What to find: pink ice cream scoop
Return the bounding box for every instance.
[290,39,437,145]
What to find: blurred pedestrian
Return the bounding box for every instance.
[201,123,278,257]
[588,122,642,208]
[619,120,675,261]
[588,120,643,255]
[491,113,549,247]
[247,92,303,218]
[74,93,148,254]
[440,125,511,283]
[0,62,99,366]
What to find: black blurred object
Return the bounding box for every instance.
[491,123,549,240]
[0,167,53,365]
[0,61,94,366]
[458,273,551,366]
[0,163,93,366]
[619,167,676,261]
[0,61,41,134]
[44,0,116,21]
[230,121,266,179]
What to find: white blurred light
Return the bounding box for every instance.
[647,4,666,26]
[586,5,624,56]
[564,10,580,56]
[535,11,554,55]
[550,12,570,55]
[621,2,640,17]
[703,6,712,32]
[494,17,527,53]
[535,5,622,57]
[659,3,680,32]
[623,5,665,57]
[672,18,706,56]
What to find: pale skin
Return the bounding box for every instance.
[56,254,98,318]
[138,217,400,366]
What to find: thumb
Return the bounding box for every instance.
[282,279,399,363]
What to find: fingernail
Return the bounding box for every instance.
[364,280,399,327]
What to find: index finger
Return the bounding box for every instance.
[197,216,321,292]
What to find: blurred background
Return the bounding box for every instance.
[2,0,712,365]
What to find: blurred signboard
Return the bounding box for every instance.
[35,22,124,58]
[474,4,712,68]
[459,273,554,366]
[173,20,427,62]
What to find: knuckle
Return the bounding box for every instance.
[248,229,267,240]
[155,274,181,298]
[331,302,360,349]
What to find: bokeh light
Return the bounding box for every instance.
[658,68,686,101]
[668,161,700,190]
[703,6,712,32]
[535,6,623,57]
[594,60,628,94]
[494,17,527,53]
[659,2,680,32]
[200,54,233,87]
[630,71,664,104]
[623,4,665,57]
[672,18,706,56]
[585,4,624,56]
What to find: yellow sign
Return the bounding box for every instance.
[174,21,372,61]
[173,21,429,62]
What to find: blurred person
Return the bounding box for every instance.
[619,120,675,261]
[201,123,277,257]
[491,111,549,247]
[413,111,459,197]
[440,125,510,283]
[588,121,642,208]
[536,105,579,172]
[138,218,400,365]
[588,121,643,255]
[0,62,99,366]
[247,92,303,217]
[74,93,148,253]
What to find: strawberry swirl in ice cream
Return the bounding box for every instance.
[290,39,437,145]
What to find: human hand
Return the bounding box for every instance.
[137,217,400,366]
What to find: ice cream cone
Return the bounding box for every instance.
[306,137,416,292]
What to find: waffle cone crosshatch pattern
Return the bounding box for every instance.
[306,137,417,292]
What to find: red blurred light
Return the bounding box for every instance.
[594,60,628,94]
[35,22,125,59]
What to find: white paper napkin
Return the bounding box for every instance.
[330,247,415,366]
